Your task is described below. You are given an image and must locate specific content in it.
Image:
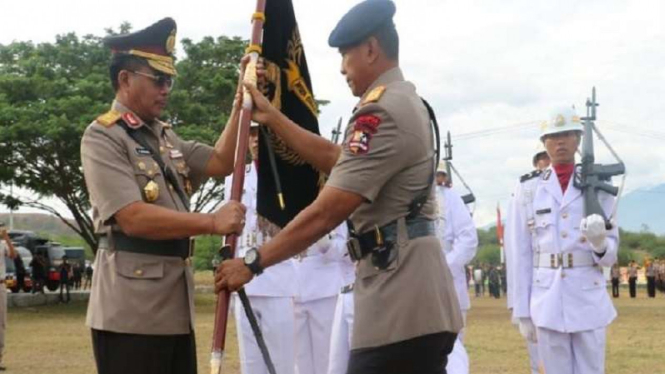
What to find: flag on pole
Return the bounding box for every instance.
[257,0,321,228]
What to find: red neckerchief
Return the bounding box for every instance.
[553,163,574,193]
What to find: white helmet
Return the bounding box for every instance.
[436,160,448,174]
[540,106,584,140]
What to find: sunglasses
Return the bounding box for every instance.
[129,70,175,90]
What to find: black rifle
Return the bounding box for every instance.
[573,88,625,229]
[443,131,476,205]
[331,117,343,144]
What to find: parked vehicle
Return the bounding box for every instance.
[34,243,66,292]
[8,230,48,254]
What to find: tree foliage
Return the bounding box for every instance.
[0,27,246,253]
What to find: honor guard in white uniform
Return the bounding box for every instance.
[294,224,346,374]
[505,144,549,374]
[226,123,298,374]
[434,161,477,374]
[506,107,619,374]
[326,235,355,374]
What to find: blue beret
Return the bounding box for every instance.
[328,0,396,48]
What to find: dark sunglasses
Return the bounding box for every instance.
[128,70,175,90]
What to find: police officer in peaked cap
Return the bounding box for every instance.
[215,1,463,373]
[81,18,247,374]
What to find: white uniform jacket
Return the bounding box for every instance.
[507,167,619,333]
[436,185,478,311]
[294,224,347,303]
[225,163,297,297]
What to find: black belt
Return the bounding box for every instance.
[98,232,192,259]
[347,217,435,262]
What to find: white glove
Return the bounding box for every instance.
[518,318,538,343]
[580,214,608,253]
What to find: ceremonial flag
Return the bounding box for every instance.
[257,0,321,228]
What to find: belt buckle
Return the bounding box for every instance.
[347,237,363,262]
[550,254,564,269]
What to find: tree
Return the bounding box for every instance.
[0,28,245,253]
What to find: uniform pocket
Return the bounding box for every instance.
[114,253,164,280]
[532,269,555,289]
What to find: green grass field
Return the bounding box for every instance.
[6,287,664,373]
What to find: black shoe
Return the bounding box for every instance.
[0,364,7,370]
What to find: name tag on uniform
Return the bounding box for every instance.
[135,147,152,156]
[169,149,183,159]
[536,208,552,215]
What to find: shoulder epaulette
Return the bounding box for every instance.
[361,85,386,106]
[520,170,542,183]
[96,109,121,128]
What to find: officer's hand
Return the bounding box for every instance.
[244,82,279,126]
[518,318,538,343]
[215,258,253,293]
[212,201,247,235]
[580,214,608,253]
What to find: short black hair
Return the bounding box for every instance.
[371,22,399,60]
[109,54,149,91]
[532,151,549,167]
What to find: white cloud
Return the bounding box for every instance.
[1,0,664,227]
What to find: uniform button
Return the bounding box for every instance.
[561,231,568,239]
[160,146,165,153]
[580,237,588,243]
[135,269,144,277]
[594,281,599,286]
[561,273,566,279]
[138,162,146,171]
[562,212,569,219]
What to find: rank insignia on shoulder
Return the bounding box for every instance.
[122,112,141,129]
[348,115,381,155]
[542,169,552,180]
[169,149,183,159]
[361,85,386,106]
[96,109,121,127]
[520,169,542,183]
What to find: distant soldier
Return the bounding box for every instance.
[611,263,621,298]
[657,259,665,294]
[488,265,500,299]
[628,260,639,298]
[473,266,483,297]
[0,225,17,371]
[645,259,656,298]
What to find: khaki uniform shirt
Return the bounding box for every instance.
[81,100,213,335]
[327,67,463,349]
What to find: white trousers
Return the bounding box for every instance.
[295,296,338,374]
[327,292,354,374]
[537,327,606,374]
[527,339,542,374]
[235,296,296,374]
[446,338,469,374]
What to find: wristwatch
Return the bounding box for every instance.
[243,248,263,276]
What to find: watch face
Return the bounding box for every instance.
[245,250,257,264]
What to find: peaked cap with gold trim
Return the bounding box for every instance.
[103,17,178,76]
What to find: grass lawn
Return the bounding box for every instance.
[6,286,664,373]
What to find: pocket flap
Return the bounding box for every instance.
[533,269,555,288]
[115,254,164,280]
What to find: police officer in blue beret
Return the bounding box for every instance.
[216,1,463,373]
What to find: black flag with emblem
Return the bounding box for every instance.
[257,0,321,228]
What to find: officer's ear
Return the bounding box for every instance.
[365,36,381,64]
[117,70,133,92]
